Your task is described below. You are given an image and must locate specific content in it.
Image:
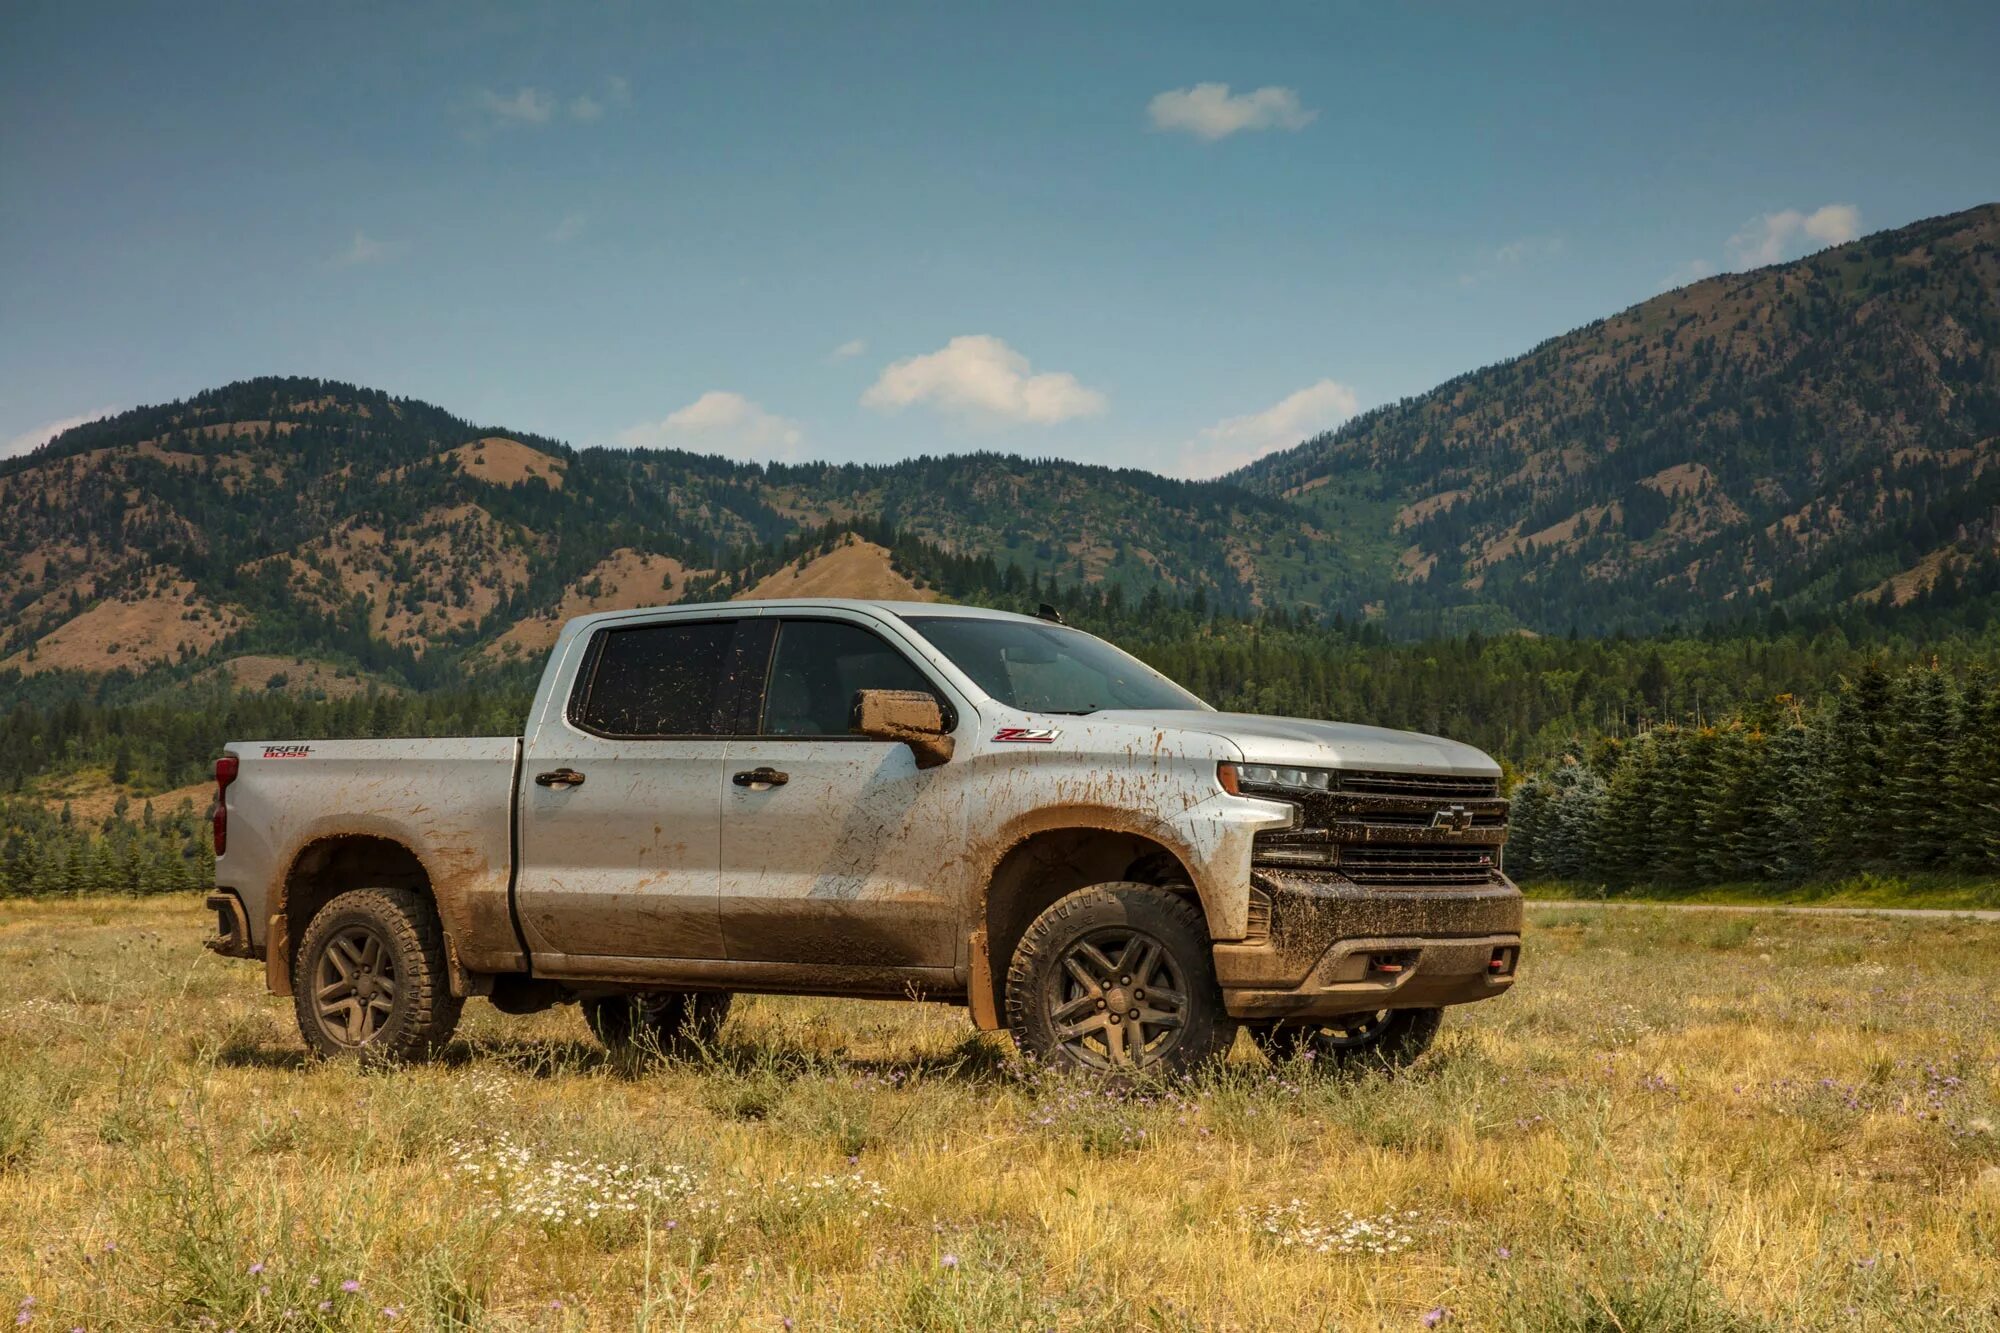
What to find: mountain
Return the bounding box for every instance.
[2,204,1997,689]
[1239,203,2000,632]
[0,378,1361,686]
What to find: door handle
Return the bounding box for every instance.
[731,767,789,788]
[534,768,587,788]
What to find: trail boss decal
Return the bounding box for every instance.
[992,726,1061,743]
[262,745,314,758]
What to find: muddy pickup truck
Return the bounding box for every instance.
[205,599,1520,1073]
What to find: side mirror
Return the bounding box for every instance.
[850,689,955,769]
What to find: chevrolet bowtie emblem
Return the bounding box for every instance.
[1431,804,1475,834]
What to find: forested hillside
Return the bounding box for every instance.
[1243,203,2000,633]
[1,205,1997,692]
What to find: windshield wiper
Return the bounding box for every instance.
[1039,707,1101,716]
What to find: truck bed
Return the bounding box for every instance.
[215,737,524,977]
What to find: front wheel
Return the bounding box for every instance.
[1248,1007,1443,1071]
[1005,882,1236,1076]
[583,991,731,1056]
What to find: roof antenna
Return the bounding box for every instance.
[1036,602,1066,625]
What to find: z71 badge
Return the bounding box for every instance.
[262,744,314,758]
[992,727,1060,743]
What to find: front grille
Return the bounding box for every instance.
[1334,769,1500,800]
[1245,767,1508,886]
[1332,845,1499,887]
[1333,807,1508,830]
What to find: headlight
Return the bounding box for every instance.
[1217,762,1333,795]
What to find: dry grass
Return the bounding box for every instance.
[2,898,1997,1331]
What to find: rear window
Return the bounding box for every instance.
[570,620,739,737]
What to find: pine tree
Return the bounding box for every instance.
[1820,667,1893,871]
[1888,663,1957,867]
[1949,671,2000,874]
[1762,714,1823,881]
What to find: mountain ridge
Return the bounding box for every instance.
[4,203,1997,686]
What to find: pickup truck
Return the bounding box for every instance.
[205,598,1521,1074]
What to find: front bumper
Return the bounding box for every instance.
[1213,869,1522,1019]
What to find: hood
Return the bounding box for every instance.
[1083,710,1501,777]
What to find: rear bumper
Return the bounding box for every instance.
[1213,869,1522,1019]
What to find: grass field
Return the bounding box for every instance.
[3,897,1998,1331]
[1521,874,2000,913]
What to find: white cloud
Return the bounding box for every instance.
[1494,235,1565,266]
[476,86,556,126]
[862,335,1106,426]
[1725,203,1861,269]
[829,338,868,362]
[2,407,117,460]
[1461,235,1566,286]
[472,79,626,130]
[1660,257,1717,291]
[549,213,587,243]
[617,391,805,463]
[333,231,404,266]
[1147,83,1316,141]
[1173,379,1360,479]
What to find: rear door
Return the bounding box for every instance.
[513,614,750,961]
[717,614,968,968]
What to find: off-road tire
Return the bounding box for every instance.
[292,886,462,1063]
[1006,882,1235,1076]
[583,992,731,1056]
[1248,1007,1444,1072]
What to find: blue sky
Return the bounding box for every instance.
[3,2,1996,475]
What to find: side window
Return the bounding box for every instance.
[571,619,739,737]
[760,620,943,737]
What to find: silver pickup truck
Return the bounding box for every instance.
[205,599,1521,1074]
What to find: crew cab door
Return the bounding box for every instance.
[717,615,968,969]
[513,614,751,962]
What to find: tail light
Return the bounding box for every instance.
[212,755,238,855]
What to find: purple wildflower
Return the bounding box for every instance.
[941,1253,959,1270]
[1423,1308,1450,1328]
[248,1261,265,1276]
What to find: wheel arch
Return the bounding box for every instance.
[969,816,1204,1030]
[267,833,439,996]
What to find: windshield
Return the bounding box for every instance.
[906,616,1209,715]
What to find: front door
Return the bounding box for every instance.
[718,615,965,969]
[514,615,748,961]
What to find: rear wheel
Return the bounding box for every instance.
[293,886,461,1062]
[583,991,731,1056]
[1006,882,1235,1076]
[1248,1007,1443,1071]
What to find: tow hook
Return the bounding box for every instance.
[1366,949,1419,979]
